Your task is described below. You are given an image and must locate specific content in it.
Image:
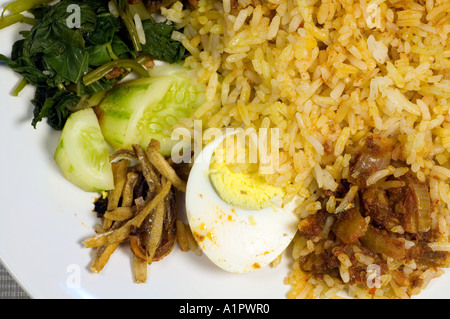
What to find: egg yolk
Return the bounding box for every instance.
[209,161,286,210]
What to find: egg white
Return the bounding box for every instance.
[185,130,299,273]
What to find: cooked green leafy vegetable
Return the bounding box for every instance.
[1,0,52,15]
[32,87,80,130]
[0,0,186,130]
[0,12,34,29]
[141,19,185,63]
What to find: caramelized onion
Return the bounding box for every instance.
[351,135,393,188]
[410,181,431,233]
[352,151,391,177]
[332,208,368,244]
[360,225,406,259]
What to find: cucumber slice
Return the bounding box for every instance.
[95,81,150,149]
[54,108,114,192]
[95,65,206,156]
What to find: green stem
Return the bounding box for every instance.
[129,1,155,22]
[83,59,149,86]
[106,42,120,61]
[0,13,35,29]
[2,0,53,16]
[12,77,27,96]
[113,0,142,52]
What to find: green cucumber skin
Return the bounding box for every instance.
[96,72,205,156]
[54,108,114,192]
[95,83,149,149]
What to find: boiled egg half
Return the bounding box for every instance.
[185,130,299,273]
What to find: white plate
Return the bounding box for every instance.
[0,2,449,299]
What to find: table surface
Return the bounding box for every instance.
[0,262,30,299]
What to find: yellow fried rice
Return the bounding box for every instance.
[161,0,450,298]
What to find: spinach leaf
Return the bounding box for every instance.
[22,2,96,84]
[86,44,112,66]
[141,20,186,63]
[86,13,121,46]
[0,40,49,87]
[23,2,95,57]
[43,28,90,84]
[2,0,126,128]
[32,88,80,130]
[111,34,136,59]
[79,0,111,14]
